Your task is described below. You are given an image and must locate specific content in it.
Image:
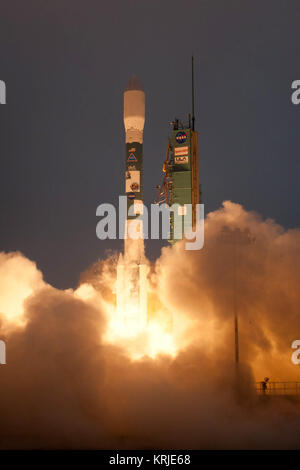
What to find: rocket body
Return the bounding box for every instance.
[123,76,145,264]
[116,76,147,332]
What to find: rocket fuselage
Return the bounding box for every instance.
[123,77,145,263]
[125,141,143,219]
[116,76,147,332]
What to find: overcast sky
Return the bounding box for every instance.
[0,0,299,287]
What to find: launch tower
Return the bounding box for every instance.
[156,57,200,243]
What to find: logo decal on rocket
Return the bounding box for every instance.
[126,171,140,193]
[130,182,139,191]
[127,153,137,162]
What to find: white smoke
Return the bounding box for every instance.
[1,202,300,449]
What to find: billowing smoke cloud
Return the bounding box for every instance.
[154,201,300,381]
[1,201,300,449]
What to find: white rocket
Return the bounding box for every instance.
[116,76,147,333]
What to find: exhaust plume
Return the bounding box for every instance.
[1,201,300,449]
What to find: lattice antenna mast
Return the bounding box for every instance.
[192,56,195,131]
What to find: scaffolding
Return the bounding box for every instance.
[256,381,300,396]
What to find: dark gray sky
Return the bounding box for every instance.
[0,0,299,288]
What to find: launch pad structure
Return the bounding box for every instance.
[155,56,201,243]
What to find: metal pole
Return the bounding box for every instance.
[234,240,239,364]
[219,227,254,369]
[191,56,195,131]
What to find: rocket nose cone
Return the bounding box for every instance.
[125,75,144,92]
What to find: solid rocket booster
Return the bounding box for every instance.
[116,76,147,332]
